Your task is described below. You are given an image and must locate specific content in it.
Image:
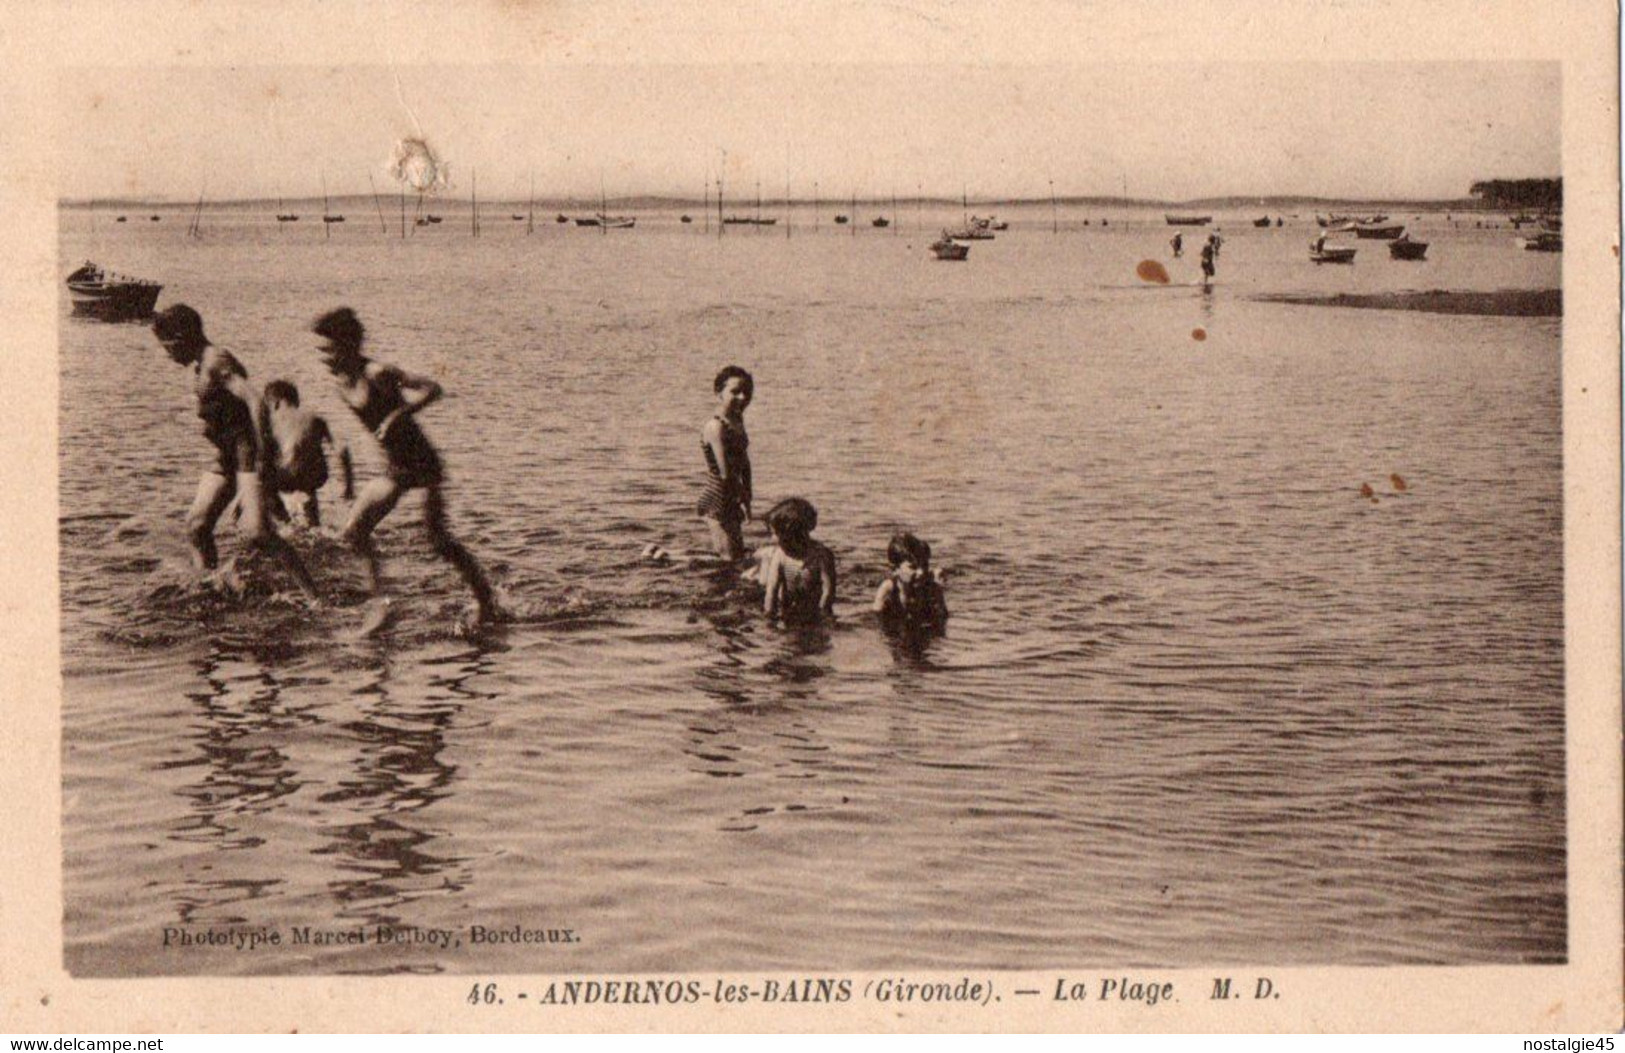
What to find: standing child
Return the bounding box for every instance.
[873,532,949,630]
[313,307,499,626]
[761,497,837,624]
[262,380,353,527]
[697,365,754,561]
[1200,239,1216,288]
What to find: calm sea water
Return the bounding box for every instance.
[59,204,1564,975]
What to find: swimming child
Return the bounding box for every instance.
[262,379,352,527]
[1170,232,1184,257]
[151,304,319,599]
[873,532,949,630]
[697,365,754,561]
[313,307,499,626]
[760,497,837,623]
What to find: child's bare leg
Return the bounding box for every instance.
[342,476,405,595]
[305,490,322,528]
[423,486,497,621]
[186,472,237,571]
[703,516,744,561]
[235,472,319,599]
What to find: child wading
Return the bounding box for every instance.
[697,366,754,560]
[313,307,498,626]
[151,304,318,599]
[760,497,837,624]
[262,379,352,527]
[873,532,948,631]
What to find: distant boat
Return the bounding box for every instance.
[582,213,636,229]
[872,216,890,228]
[833,214,849,224]
[989,218,1009,231]
[1518,231,1562,252]
[556,213,570,224]
[1275,217,1283,227]
[149,215,160,222]
[723,216,777,226]
[1389,236,1429,260]
[276,214,300,222]
[680,214,693,224]
[65,261,162,321]
[115,216,127,223]
[575,216,600,227]
[427,215,443,224]
[511,213,525,221]
[1309,243,1357,264]
[1353,223,1404,240]
[323,215,345,224]
[1165,214,1212,226]
[929,233,970,260]
[1253,216,1272,228]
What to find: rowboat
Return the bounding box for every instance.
[1309,243,1357,264]
[930,234,970,260]
[1253,216,1272,228]
[1388,237,1429,260]
[65,261,163,321]
[1353,224,1405,240]
[1165,214,1212,226]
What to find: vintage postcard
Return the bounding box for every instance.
[1,0,1619,1034]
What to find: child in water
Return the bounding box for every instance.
[262,380,352,527]
[697,365,753,561]
[760,497,837,624]
[873,532,949,631]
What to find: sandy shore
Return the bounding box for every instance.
[1254,288,1561,317]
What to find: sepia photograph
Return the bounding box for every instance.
[4,0,1620,1034]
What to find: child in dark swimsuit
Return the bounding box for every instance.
[873,532,948,631]
[262,380,352,527]
[313,307,498,625]
[697,365,753,560]
[151,304,318,599]
[761,497,836,624]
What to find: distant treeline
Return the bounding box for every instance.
[1469,179,1561,210]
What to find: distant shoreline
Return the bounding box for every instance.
[59,195,1500,212]
[1254,289,1561,318]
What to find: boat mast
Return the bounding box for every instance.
[400,183,406,239]
[369,173,388,234]
[717,150,725,236]
[187,183,204,238]
[471,168,479,238]
[851,188,856,238]
[703,170,710,233]
[813,181,819,233]
[599,174,607,236]
[755,178,761,233]
[322,172,331,240]
[1050,177,1058,234]
[527,173,534,235]
[892,188,898,235]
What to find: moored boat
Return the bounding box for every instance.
[680,214,693,223]
[1353,223,1404,240]
[872,216,890,228]
[1309,243,1357,264]
[555,213,569,224]
[66,261,163,321]
[929,233,970,260]
[1388,236,1429,260]
[1518,231,1562,252]
[833,214,849,224]
[1165,214,1212,226]
[1253,216,1272,228]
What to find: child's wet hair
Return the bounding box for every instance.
[313,306,365,348]
[765,497,817,544]
[152,304,205,343]
[887,532,932,569]
[263,379,300,406]
[713,365,754,396]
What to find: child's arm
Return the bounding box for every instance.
[216,365,273,475]
[763,552,782,619]
[928,577,950,624]
[873,579,897,615]
[818,545,837,615]
[374,364,443,439]
[702,418,733,484]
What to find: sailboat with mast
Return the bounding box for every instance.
[724,179,777,225]
[321,174,345,227]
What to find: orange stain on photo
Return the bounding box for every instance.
[1390,473,1408,491]
[1359,483,1375,499]
[1136,259,1170,284]
[1191,327,1207,341]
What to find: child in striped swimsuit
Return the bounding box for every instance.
[697,365,754,560]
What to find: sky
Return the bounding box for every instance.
[59,62,1560,203]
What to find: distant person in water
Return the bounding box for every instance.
[261,379,352,527]
[697,365,754,561]
[1200,239,1216,288]
[873,532,948,631]
[151,304,318,599]
[1170,232,1183,257]
[312,307,498,625]
[761,497,836,624]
